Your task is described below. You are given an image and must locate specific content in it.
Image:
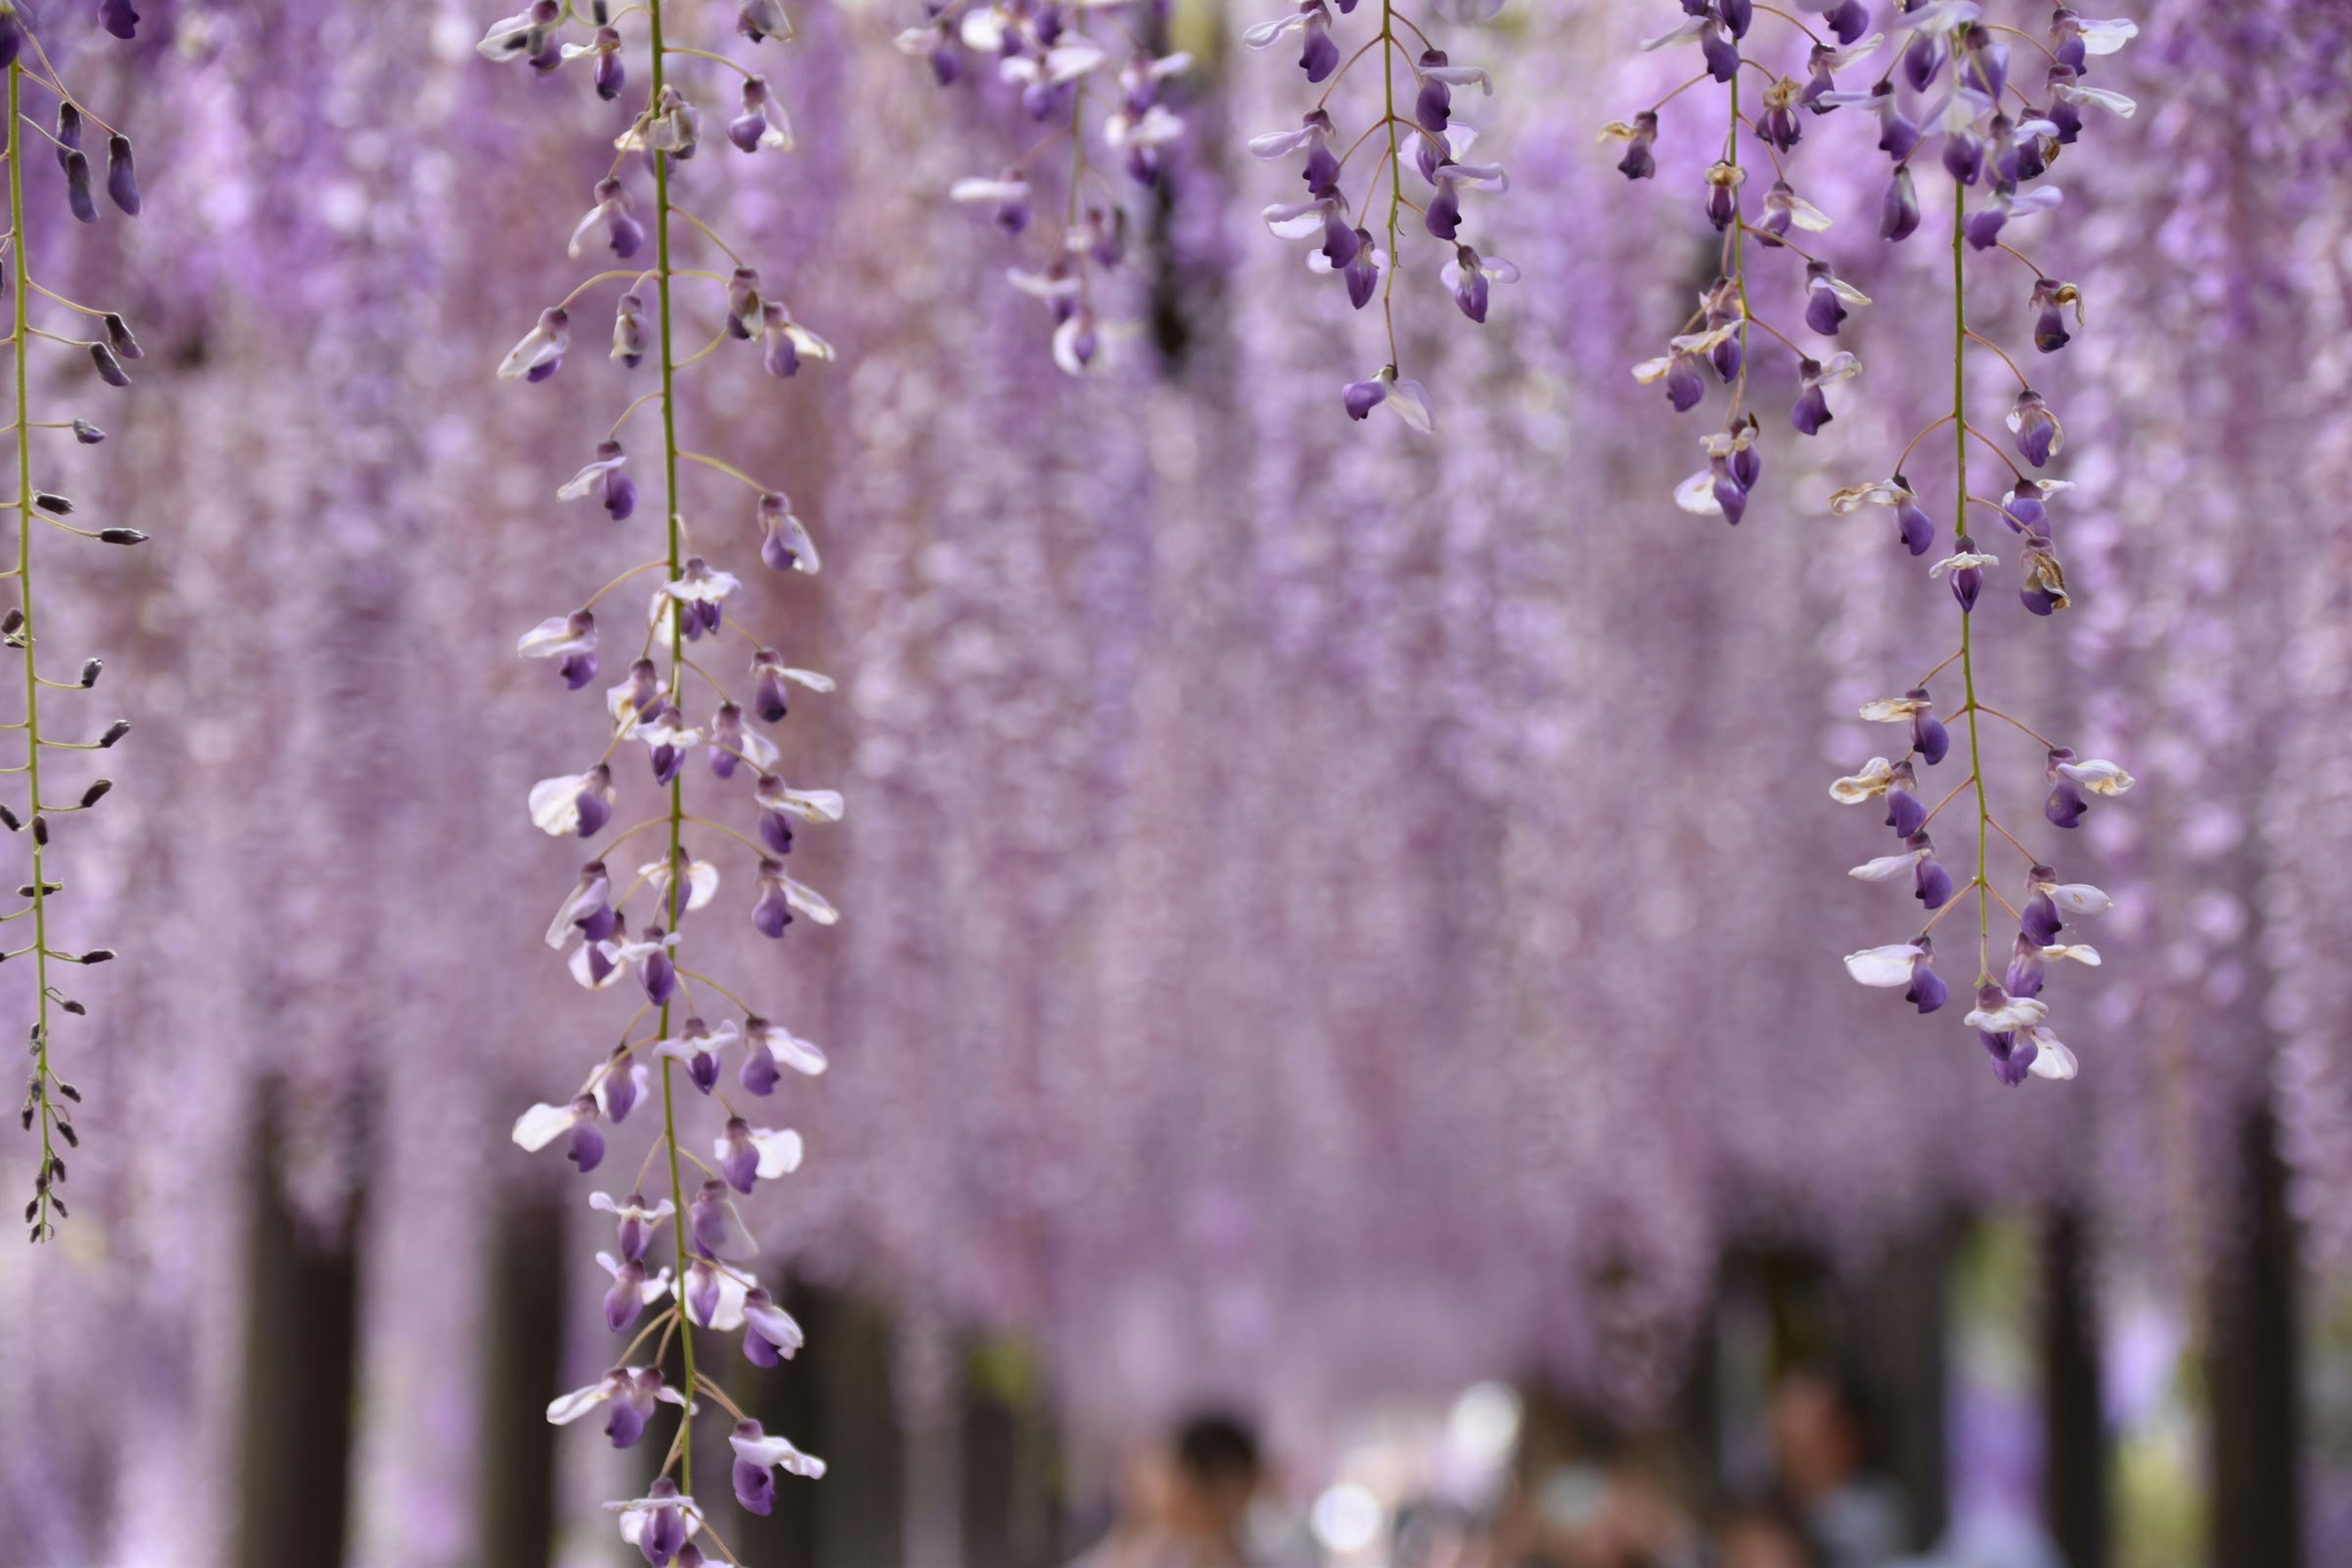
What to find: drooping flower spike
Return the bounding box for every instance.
[481,0,831,1547]
[1612,2,2139,1086]
[1246,0,1514,425]
[910,1,1193,375]
[0,7,152,1240]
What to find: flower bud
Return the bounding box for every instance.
[106,135,140,217]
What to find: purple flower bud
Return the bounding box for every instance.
[605,1257,649,1334]
[1710,457,1747,527]
[1907,940,1947,1014]
[1343,375,1385,421]
[1910,834,1954,910]
[1884,767,1926,839]
[718,1117,761,1194]
[754,860,794,938]
[62,150,98,225]
[575,764,614,837]
[1341,230,1381,309]
[1300,9,1338,81]
[1426,178,1463,241]
[1415,50,1452,134]
[2006,933,2048,999]
[1983,1031,2034,1087]
[1894,488,1934,556]
[2045,748,2087,829]
[1961,25,2009,100]
[611,1190,659,1261]
[55,104,83,170]
[639,1477,690,1563]
[1880,165,1920,242]
[734,1440,779,1516]
[1948,533,1985,612]
[1790,374,1831,437]
[606,1368,659,1449]
[1756,80,1803,153]
[1616,111,1658,180]
[1664,353,1705,413]
[2030,277,2079,353]
[1822,1,1869,45]
[1943,127,1985,187]
[690,1178,758,1261]
[566,1102,607,1174]
[2022,871,2064,946]
[1719,0,1753,37]
[1710,325,1742,385]
[1703,162,1739,233]
[1902,30,1943,92]
[0,13,20,70]
[595,32,627,100]
[1908,691,1950,766]
[2009,387,2062,467]
[106,135,140,217]
[100,0,141,41]
[641,929,678,1006]
[741,0,793,42]
[1701,24,1739,84]
[1804,261,1849,336]
[613,292,649,369]
[741,1029,780,1098]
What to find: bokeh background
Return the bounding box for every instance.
[1,0,2348,1564]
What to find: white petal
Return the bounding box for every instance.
[2045,882,2113,916]
[2076,18,2138,54]
[2042,943,2102,967]
[732,1430,828,1479]
[1844,944,1922,987]
[528,773,589,836]
[2027,1034,2079,1080]
[949,176,1027,204]
[546,1381,612,1425]
[568,940,624,991]
[1850,851,1926,883]
[1638,16,1709,49]
[1674,469,1722,515]
[749,1128,805,1178]
[1858,697,1930,723]
[1830,758,1896,804]
[512,1101,580,1152]
[1384,377,1436,433]
[2058,759,2134,795]
[782,875,840,926]
[2058,83,2137,116]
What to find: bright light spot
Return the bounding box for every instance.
[1447,1381,1523,1466]
[1310,1481,1384,1556]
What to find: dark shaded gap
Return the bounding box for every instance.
[2040,1207,2108,1568]
[478,1193,567,1568]
[235,1104,362,1568]
[2207,1106,2302,1568]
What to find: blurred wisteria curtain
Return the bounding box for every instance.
[0,0,2346,1563]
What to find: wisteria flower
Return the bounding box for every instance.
[1343,366,1435,432]
[731,1419,827,1515]
[1439,245,1518,324]
[513,1094,605,1171]
[714,1116,803,1193]
[608,1479,701,1567]
[529,764,614,838]
[497,306,571,383]
[518,610,600,689]
[1964,983,2049,1035]
[549,1366,688,1449]
[567,176,645,259]
[590,1189,676,1262]
[596,1249,673,1333]
[741,1016,827,1095]
[558,441,638,521]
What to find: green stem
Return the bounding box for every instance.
[1377,0,1402,369]
[8,62,58,1240]
[646,0,698,1491]
[1953,171,1988,982]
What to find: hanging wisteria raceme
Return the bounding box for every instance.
[1610,1,2143,1086]
[904,0,1193,375]
[481,2,834,1561]
[1246,0,1513,427]
[2,3,145,1240]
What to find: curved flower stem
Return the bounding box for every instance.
[646,0,700,1494]
[7,62,59,1242]
[1895,412,1955,477]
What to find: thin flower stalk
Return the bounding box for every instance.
[1247,0,1514,428]
[910,0,1194,375]
[1613,2,2141,1086]
[5,6,148,1240]
[483,0,834,1553]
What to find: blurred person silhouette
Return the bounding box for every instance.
[1714,1497,1819,1568]
[1766,1369,1907,1568]
[1504,1450,1701,1568]
[1072,1411,1265,1568]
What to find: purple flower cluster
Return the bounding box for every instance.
[2,6,148,1241]
[905,0,1193,375]
[1248,0,1513,428]
[483,0,831,1555]
[1613,2,2141,1086]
